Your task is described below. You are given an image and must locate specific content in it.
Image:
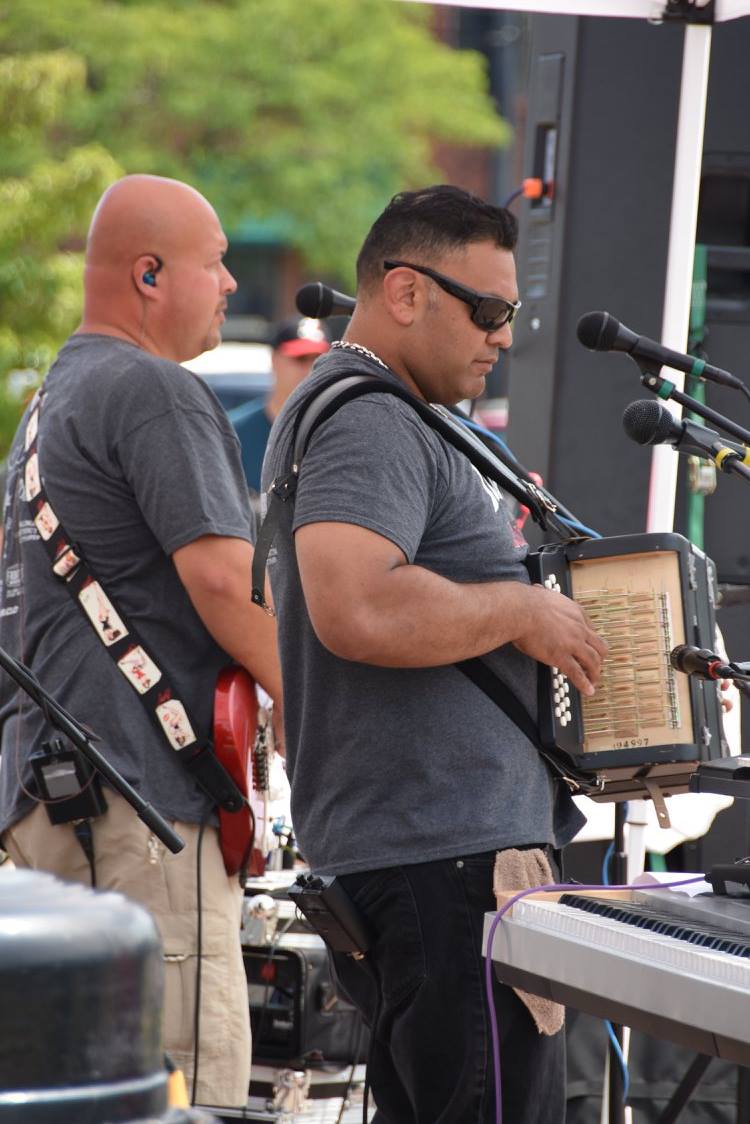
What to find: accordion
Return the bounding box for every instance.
[525,532,730,803]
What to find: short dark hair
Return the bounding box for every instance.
[356,184,518,291]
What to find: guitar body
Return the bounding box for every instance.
[213,666,265,877]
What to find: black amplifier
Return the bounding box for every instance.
[244,931,369,1066]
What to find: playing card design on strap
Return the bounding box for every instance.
[52,542,81,579]
[79,580,128,646]
[156,698,197,750]
[24,453,41,502]
[117,645,162,695]
[33,501,59,541]
[24,409,39,452]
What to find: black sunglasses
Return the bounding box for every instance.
[383,259,521,331]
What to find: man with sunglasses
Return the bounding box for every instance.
[262,185,606,1123]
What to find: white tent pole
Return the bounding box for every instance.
[646,23,713,533]
[630,24,713,898]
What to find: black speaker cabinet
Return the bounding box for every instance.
[505,14,686,540]
[244,932,369,1066]
[505,11,750,762]
[506,15,750,558]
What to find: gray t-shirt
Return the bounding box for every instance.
[0,334,255,832]
[263,349,584,875]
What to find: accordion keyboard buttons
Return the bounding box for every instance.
[555,678,572,725]
[544,575,572,726]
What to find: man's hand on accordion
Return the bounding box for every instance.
[513,585,608,698]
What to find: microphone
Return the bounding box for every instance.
[670,645,736,681]
[577,311,744,390]
[622,398,750,465]
[296,282,356,319]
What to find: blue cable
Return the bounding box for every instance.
[461,416,517,459]
[458,416,602,539]
[557,514,602,540]
[601,841,615,886]
[606,1020,630,1101]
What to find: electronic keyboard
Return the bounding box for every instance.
[483,887,750,1065]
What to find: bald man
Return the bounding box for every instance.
[0,175,280,1111]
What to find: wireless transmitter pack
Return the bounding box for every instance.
[288,873,372,958]
[30,737,108,825]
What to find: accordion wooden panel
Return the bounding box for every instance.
[570,550,691,755]
[526,533,729,799]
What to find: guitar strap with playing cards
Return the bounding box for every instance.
[21,386,245,817]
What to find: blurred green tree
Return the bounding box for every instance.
[0,50,121,453]
[0,0,509,453]
[2,0,509,277]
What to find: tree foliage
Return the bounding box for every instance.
[2,0,508,275]
[0,49,121,452]
[0,0,509,450]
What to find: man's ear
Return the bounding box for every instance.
[382,266,420,327]
[133,254,163,297]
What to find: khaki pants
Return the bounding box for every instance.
[3,789,251,1109]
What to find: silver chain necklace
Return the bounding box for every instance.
[332,340,447,414]
[331,340,389,371]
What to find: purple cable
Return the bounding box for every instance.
[484,874,705,1124]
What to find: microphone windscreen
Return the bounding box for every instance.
[670,645,719,675]
[670,644,694,673]
[295,282,332,319]
[577,311,618,351]
[622,399,673,446]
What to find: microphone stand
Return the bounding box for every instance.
[678,422,750,483]
[0,645,184,853]
[639,366,750,448]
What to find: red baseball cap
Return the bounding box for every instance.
[272,316,330,358]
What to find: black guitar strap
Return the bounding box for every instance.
[22,387,245,814]
[454,658,602,795]
[251,373,564,610]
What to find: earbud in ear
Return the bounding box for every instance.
[141,254,163,289]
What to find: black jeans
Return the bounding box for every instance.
[330,849,565,1124]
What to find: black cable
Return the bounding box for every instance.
[334,1017,366,1124]
[501,186,524,208]
[251,914,295,1054]
[360,960,381,1124]
[73,820,96,887]
[190,815,208,1106]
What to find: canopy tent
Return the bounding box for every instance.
[421,0,749,19]
[404,0,750,532]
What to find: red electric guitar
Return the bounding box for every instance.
[213,666,269,878]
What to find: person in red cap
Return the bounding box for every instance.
[229,316,330,498]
